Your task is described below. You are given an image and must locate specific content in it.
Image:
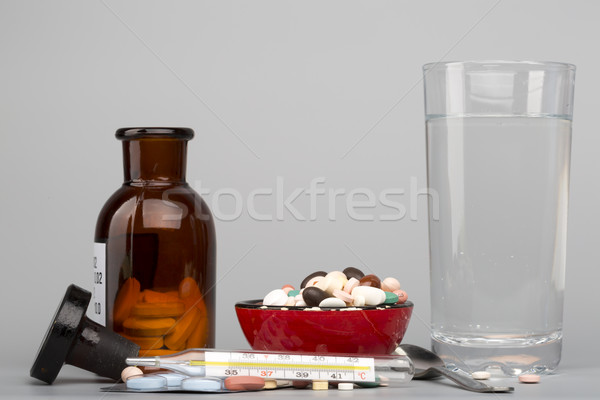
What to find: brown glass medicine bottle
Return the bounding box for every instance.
[92,127,216,355]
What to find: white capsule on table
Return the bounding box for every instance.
[263,289,289,306]
[319,297,346,308]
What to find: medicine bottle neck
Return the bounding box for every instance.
[122,138,188,184]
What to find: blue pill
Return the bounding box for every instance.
[156,373,187,387]
[126,375,167,390]
[181,377,223,392]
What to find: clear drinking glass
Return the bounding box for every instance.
[423,61,575,375]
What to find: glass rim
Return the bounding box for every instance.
[423,60,576,72]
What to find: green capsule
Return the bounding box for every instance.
[287,289,300,297]
[383,291,399,304]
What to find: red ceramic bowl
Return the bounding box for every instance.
[235,300,413,354]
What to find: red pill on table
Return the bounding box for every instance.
[224,376,266,391]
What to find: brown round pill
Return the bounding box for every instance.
[302,286,331,307]
[293,380,310,389]
[224,376,265,391]
[342,267,365,280]
[359,274,381,289]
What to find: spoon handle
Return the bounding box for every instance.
[431,366,514,393]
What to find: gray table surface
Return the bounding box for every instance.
[5,362,596,399]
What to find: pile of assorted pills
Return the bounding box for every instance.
[262,267,408,309]
[121,367,363,392]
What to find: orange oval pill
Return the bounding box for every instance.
[164,307,200,350]
[113,277,141,330]
[138,349,179,357]
[519,374,540,383]
[132,302,185,318]
[186,314,209,348]
[122,334,164,350]
[224,376,265,391]
[123,317,176,337]
[143,290,180,304]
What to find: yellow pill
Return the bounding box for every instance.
[263,379,277,389]
[312,380,329,390]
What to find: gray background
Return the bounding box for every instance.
[1,0,599,398]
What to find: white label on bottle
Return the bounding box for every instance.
[89,242,106,326]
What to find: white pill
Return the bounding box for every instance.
[327,278,344,295]
[295,300,307,307]
[319,297,346,308]
[285,297,296,306]
[315,276,333,292]
[263,289,288,306]
[306,276,325,287]
[126,375,167,390]
[181,377,224,391]
[353,294,366,307]
[351,286,386,305]
[156,373,187,386]
[326,271,348,287]
[471,371,491,380]
[338,382,354,390]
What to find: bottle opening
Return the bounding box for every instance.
[116,127,194,141]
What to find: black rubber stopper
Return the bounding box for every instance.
[30,284,140,384]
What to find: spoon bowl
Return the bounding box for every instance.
[397,344,514,393]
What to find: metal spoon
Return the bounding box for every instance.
[397,344,514,393]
